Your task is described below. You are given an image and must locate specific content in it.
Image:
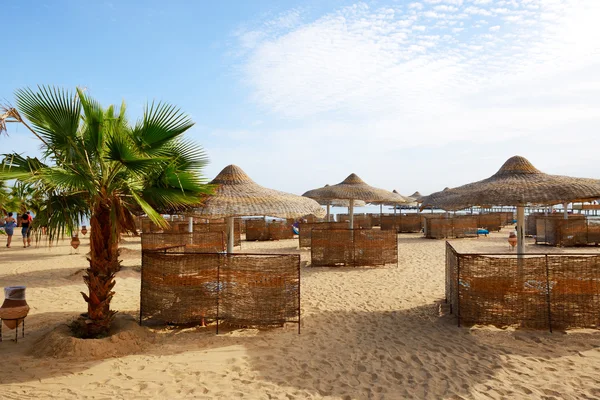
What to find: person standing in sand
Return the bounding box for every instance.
[20,212,33,248]
[4,212,16,248]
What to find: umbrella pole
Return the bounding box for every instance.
[380,204,383,220]
[327,203,331,222]
[563,202,568,219]
[517,206,525,255]
[349,199,354,229]
[188,216,193,233]
[227,216,234,253]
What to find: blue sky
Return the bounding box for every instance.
[2,0,599,197]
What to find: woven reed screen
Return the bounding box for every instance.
[268,222,295,240]
[141,252,300,330]
[526,213,544,236]
[193,221,241,246]
[425,216,478,239]
[311,229,397,267]
[141,252,220,325]
[445,242,600,330]
[499,211,515,226]
[245,219,295,241]
[304,215,325,223]
[380,215,422,233]
[527,213,584,237]
[245,219,269,241]
[477,213,503,232]
[141,232,226,253]
[141,217,163,233]
[298,222,349,248]
[219,254,300,327]
[536,217,600,247]
[336,214,372,229]
[368,213,381,226]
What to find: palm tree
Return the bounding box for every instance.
[0,86,212,337]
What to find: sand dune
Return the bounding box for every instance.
[0,232,599,399]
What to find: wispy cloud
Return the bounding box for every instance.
[221,0,600,194]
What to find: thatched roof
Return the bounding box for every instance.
[312,185,366,207]
[303,173,401,204]
[421,156,600,211]
[371,189,411,206]
[194,165,326,219]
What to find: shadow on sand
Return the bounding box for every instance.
[2,305,599,399]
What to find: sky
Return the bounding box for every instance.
[2,0,599,197]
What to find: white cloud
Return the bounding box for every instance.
[221,0,600,193]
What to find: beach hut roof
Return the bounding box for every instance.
[421,155,600,211]
[194,165,326,219]
[302,173,401,203]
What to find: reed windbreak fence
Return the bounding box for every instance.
[141,232,226,253]
[536,217,600,247]
[140,251,301,332]
[445,242,600,331]
[245,219,295,241]
[298,222,349,248]
[425,216,478,239]
[311,229,397,267]
[526,214,585,237]
[380,215,422,233]
[194,221,242,246]
[335,214,372,229]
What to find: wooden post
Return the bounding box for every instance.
[563,202,568,219]
[188,216,193,233]
[517,206,525,255]
[349,199,354,229]
[227,216,234,253]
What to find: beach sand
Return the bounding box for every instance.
[1,232,600,399]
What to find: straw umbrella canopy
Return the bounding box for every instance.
[310,185,366,221]
[409,191,423,202]
[420,155,600,253]
[371,189,412,217]
[195,165,326,252]
[302,173,401,228]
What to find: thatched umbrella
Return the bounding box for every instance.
[420,155,600,253]
[312,185,366,221]
[409,191,423,202]
[371,189,411,217]
[303,173,401,229]
[195,165,326,252]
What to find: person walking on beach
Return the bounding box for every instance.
[20,212,33,248]
[4,212,16,248]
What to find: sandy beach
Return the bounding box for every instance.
[1,232,600,399]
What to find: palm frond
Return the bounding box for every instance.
[130,190,168,228]
[39,167,96,194]
[132,101,194,151]
[105,133,168,175]
[14,86,81,158]
[79,88,106,159]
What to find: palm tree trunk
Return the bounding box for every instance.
[80,200,119,337]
